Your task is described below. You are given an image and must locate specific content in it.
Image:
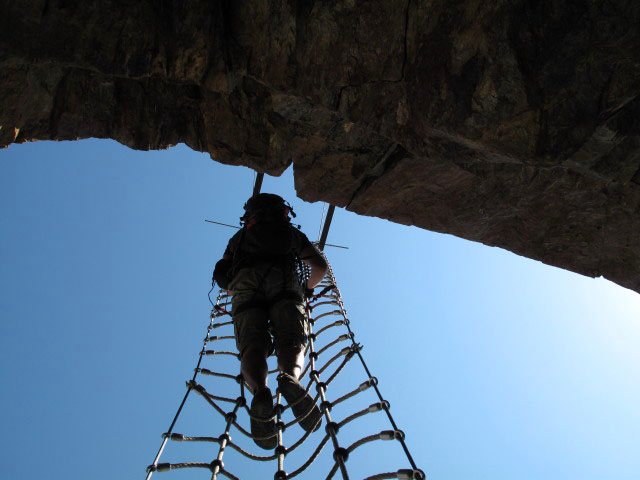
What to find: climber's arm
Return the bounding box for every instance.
[299,245,328,289]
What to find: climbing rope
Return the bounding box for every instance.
[146,254,425,479]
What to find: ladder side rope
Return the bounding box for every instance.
[306,329,349,480]
[322,256,423,476]
[209,397,242,480]
[145,298,221,480]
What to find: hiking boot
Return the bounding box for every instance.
[250,387,277,450]
[277,373,322,432]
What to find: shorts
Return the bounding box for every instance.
[230,261,308,357]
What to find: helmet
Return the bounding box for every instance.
[241,193,296,225]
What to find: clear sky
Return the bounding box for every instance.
[1,139,639,480]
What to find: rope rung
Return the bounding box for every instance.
[315,334,350,357]
[204,350,239,358]
[312,310,343,322]
[213,320,234,329]
[363,470,425,480]
[330,379,375,408]
[195,368,239,380]
[206,335,235,342]
[163,432,222,443]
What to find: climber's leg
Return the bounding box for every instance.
[241,342,269,393]
[276,344,305,380]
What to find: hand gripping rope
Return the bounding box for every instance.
[146,253,425,480]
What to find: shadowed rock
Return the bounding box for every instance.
[2,0,639,292]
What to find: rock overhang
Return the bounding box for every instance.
[1,0,639,292]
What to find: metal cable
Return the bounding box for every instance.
[317,203,327,242]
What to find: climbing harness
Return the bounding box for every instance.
[146,253,425,479]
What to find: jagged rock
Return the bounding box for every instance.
[1,0,639,292]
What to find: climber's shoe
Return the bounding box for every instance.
[249,387,277,450]
[277,373,322,432]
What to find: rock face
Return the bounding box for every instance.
[2,0,640,292]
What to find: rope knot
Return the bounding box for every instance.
[209,459,224,472]
[333,447,349,463]
[325,421,340,436]
[397,469,425,480]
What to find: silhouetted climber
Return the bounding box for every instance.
[213,193,328,449]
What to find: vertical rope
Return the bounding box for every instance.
[305,262,344,478]
[274,391,286,478]
[307,305,350,480]
[322,259,422,474]
[146,295,224,479]
[210,400,242,480]
[297,259,348,478]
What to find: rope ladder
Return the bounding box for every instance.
[146,253,425,479]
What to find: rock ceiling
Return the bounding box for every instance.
[1,1,639,292]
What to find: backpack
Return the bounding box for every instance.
[212,194,308,291]
[233,193,299,271]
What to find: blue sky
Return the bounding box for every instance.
[1,139,639,480]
